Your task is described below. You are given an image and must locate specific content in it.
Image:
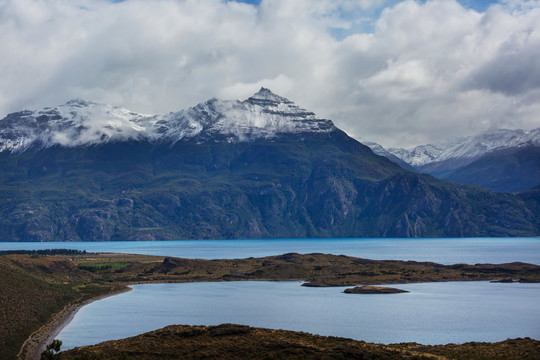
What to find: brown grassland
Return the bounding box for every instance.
[59,324,540,360]
[1,251,539,359]
[59,323,443,360]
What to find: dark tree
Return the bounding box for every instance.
[41,339,62,360]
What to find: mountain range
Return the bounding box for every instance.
[1,88,539,241]
[0,89,334,152]
[367,128,540,192]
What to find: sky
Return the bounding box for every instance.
[1,0,539,148]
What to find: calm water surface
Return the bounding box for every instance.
[5,238,540,347]
[1,237,540,264]
[58,281,540,349]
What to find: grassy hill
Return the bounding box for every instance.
[58,324,442,360]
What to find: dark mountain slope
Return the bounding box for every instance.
[367,128,540,193]
[1,90,539,241]
[1,131,539,241]
[442,146,540,192]
[0,130,409,241]
[356,173,538,237]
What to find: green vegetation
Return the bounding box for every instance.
[0,256,76,359]
[0,253,134,359]
[77,263,131,272]
[41,339,62,360]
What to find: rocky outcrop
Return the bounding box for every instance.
[343,286,409,294]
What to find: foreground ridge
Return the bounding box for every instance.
[59,324,443,360]
[59,324,540,360]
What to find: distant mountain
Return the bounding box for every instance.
[363,142,416,171]
[1,89,539,241]
[367,128,540,192]
[387,128,540,169]
[442,146,540,193]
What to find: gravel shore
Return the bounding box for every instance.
[18,287,131,360]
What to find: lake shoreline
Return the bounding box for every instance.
[57,323,540,360]
[20,286,132,360]
[2,237,540,265]
[6,251,539,359]
[30,279,540,358]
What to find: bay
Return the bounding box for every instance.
[58,281,540,349]
[1,237,540,264]
[5,237,540,349]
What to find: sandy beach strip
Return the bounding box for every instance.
[18,286,132,360]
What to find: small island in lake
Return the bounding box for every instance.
[344,285,409,294]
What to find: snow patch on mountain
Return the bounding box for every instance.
[362,142,388,157]
[0,99,157,152]
[380,128,540,167]
[0,88,335,152]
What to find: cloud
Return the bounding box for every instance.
[0,0,539,148]
[465,5,540,95]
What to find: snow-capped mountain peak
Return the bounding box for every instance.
[247,87,289,103]
[0,89,335,152]
[375,128,540,168]
[0,100,153,152]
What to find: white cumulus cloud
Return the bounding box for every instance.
[0,0,539,148]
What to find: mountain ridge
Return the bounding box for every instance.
[381,128,540,169]
[0,88,335,153]
[367,128,540,192]
[1,90,539,240]
[441,145,540,193]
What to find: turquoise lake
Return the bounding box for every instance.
[2,237,540,264]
